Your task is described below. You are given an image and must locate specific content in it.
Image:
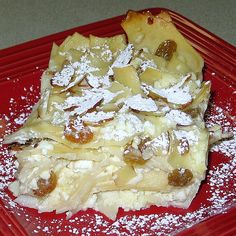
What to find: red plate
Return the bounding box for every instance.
[0,8,236,236]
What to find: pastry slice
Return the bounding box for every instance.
[5,10,211,220]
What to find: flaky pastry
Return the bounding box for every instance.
[5,11,212,219]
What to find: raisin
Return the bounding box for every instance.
[168,168,193,186]
[33,171,57,197]
[64,124,93,144]
[64,119,93,144]
[155,40,177,61]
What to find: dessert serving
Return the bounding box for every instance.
[4,10,214,219]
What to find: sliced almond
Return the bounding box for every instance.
[85,74,101,88]
[136,137,150,152]
[64,105,78,112]
[125,94,158,112]
[145,86,167,100]
[68,76,89,93]
[165,109,193,126]
[97,103,120,112]
[123,145,146,165]
[208,125,234,146]
[142,74,193,106]
[85,98,104,114]
[142,132,170,160]
[137,110,165,117]
[82,111,115,126]
[61,75,87,93]
[8,138,42,151]
[64,95,103,115]
[51,64,74,87]
[183,81,211,111]
[108,44,134,76]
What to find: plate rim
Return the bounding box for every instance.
[0,7,235,236]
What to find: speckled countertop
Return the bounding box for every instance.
[0,0,235,49]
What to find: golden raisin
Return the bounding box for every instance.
[64,119,93,144]
[168,168,193,186]
[33,171,57,197]
[155,39,177,61]
[64,125,93,144]
[123,146,146,165]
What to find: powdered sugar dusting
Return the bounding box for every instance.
[1,84,236,235]
[101,113,144,141]
[206,106,236,157]
[82,111,115,124]
[1,65,236,235]
[125,94,158,112]
[108,44,134,76]
[147,132,170,155]
[51,65,74,87]
[174,129,198,146]
[165,109,192,126]
[140,59,157,72]
[14,113,28,125]
[211,128,236,157]
[63,93,103,114]
[73,95,103,116]
[142,74,192,105]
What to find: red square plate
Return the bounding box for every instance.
[0,8,236,236]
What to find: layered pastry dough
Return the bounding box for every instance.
[5,11,211,219]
